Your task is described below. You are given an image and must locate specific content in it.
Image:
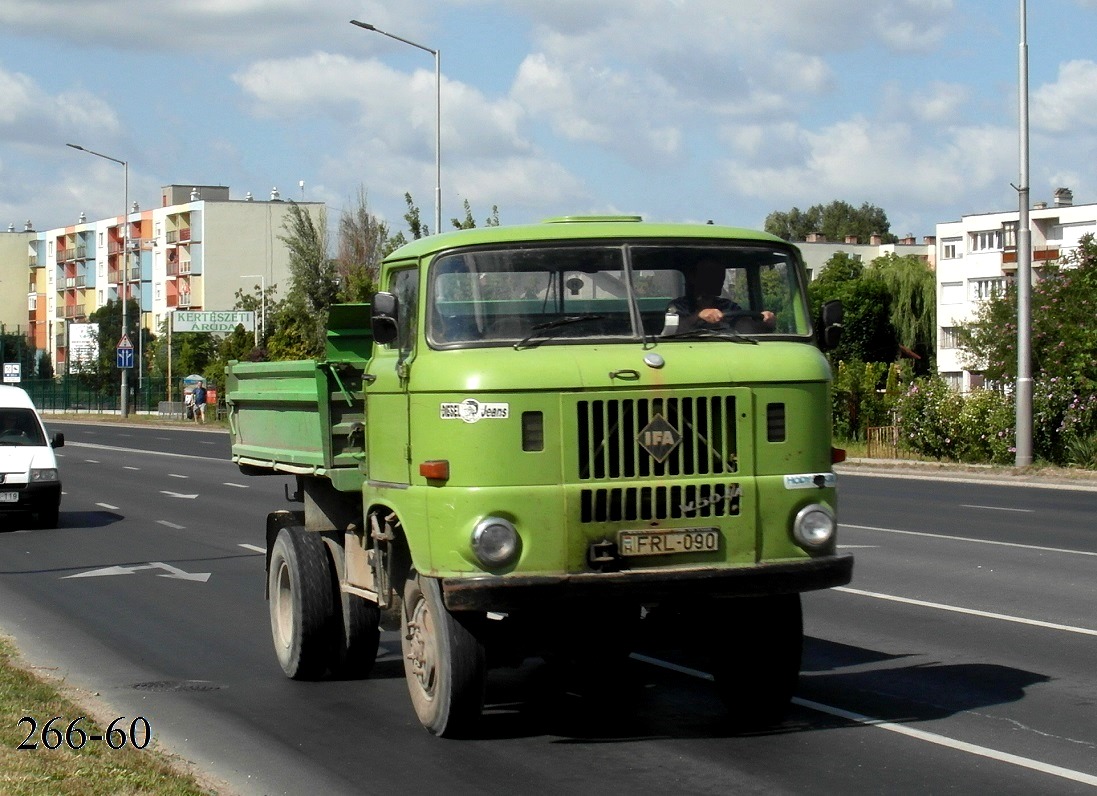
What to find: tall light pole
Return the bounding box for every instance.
[240,274,265,348]
[1015,0,1033,466]
[350,19,441,234]
[67,143,130,417]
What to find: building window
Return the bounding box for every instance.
[941,238,961,259]
[940,327,960,349]
[970,277,1004,301]
[970,230,1003,252]
[1002,221,1018,249]
[942,372,963,391]
[941,282,963,304]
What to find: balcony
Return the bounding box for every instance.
[178,293,193,307]
[1002,246,1060,268]
[29,255,39,268]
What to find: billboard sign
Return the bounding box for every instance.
[173,311,255,333]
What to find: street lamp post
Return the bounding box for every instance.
[350,19,441,234]
[240,274,265,348]
[66,143,130,417]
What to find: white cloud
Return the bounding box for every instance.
[1032,60,1097,134]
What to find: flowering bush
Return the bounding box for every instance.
[894,378,964,460]
[892,375,1097,467]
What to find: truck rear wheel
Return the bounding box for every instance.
[711,593,803,729]
[401,572,486,737]
[268,525,339,680]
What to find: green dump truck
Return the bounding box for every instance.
[226,216,851,737]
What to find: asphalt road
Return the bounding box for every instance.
[1,421,1095,795]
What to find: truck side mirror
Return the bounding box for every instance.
[371,292,399,345]
[818,300,843,350]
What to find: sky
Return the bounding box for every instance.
[1,0,1096,243]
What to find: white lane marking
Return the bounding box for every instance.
[835,587,1097,637]
[160,491,198,499]
[239,543,265,553]
[842,524,1097,558]
[168,473,189,479]
[793,698,1097,788]
[124,466,140,471]
[85,459,99,464]
[961,504,1034,513]
[224,482,249,489]
[157,520,185,530]
[96,503,119,510]
[631,654,1097,788]
[66,441,224,463]
[839,545,879,549]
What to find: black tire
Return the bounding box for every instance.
[268,525,339,680]
[401,572,486,737]
[711,593,803,729]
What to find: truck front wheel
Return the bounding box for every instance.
[711,593,803,729]
[268,525,339,680]
[401,572,486,737]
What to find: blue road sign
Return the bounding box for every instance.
[117,346,134,369]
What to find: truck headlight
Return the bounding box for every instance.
[31,469,58,482]
[793,503,835,550]
[471,517,520,568]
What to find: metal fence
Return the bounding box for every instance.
[18,376,174,415]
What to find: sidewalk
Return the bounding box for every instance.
[837,457,1097,492]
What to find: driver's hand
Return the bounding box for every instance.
[761,310,776,328]
[698,308,724,324]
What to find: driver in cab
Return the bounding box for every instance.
[665,259,775,334]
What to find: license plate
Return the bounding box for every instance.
[618,528,720,557]
[0,492,18,503]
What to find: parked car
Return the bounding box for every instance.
[0,385,64,529]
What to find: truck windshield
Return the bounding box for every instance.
[427,242,811,347]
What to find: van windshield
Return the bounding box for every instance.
[427,242,811,348]
[0,409,46,447]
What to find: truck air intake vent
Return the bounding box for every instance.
[580,481,741,523]
[767,402,786,442]
[577,395,737,479]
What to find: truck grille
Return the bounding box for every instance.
[580,481,741,523]
[576,395,738,480]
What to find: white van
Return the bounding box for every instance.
[0,385,64,529]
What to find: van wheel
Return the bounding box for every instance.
[268,525,339,680]
[711,593,803,729]
[401,572,486,737]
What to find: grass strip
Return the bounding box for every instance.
[0,636,218,796]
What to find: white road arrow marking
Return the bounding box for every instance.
[160,490,199,499]
[63,562,211,582]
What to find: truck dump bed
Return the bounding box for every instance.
[225,304,371,492]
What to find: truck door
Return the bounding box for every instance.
[365,267,417,485]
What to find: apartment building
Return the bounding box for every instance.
[935,188,1097,392]
[24,186,321,372]
[795,233,936,281]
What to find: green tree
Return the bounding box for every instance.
[277,201,336,357]
[808,253,897,364]
[337,186,390,302]
[959,234,1097,389]
[765,200,896,244]
[82,299,153,390]
[450,198,500,230]
[863,253,937,371]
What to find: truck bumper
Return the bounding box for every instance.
[441,552,853,612]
